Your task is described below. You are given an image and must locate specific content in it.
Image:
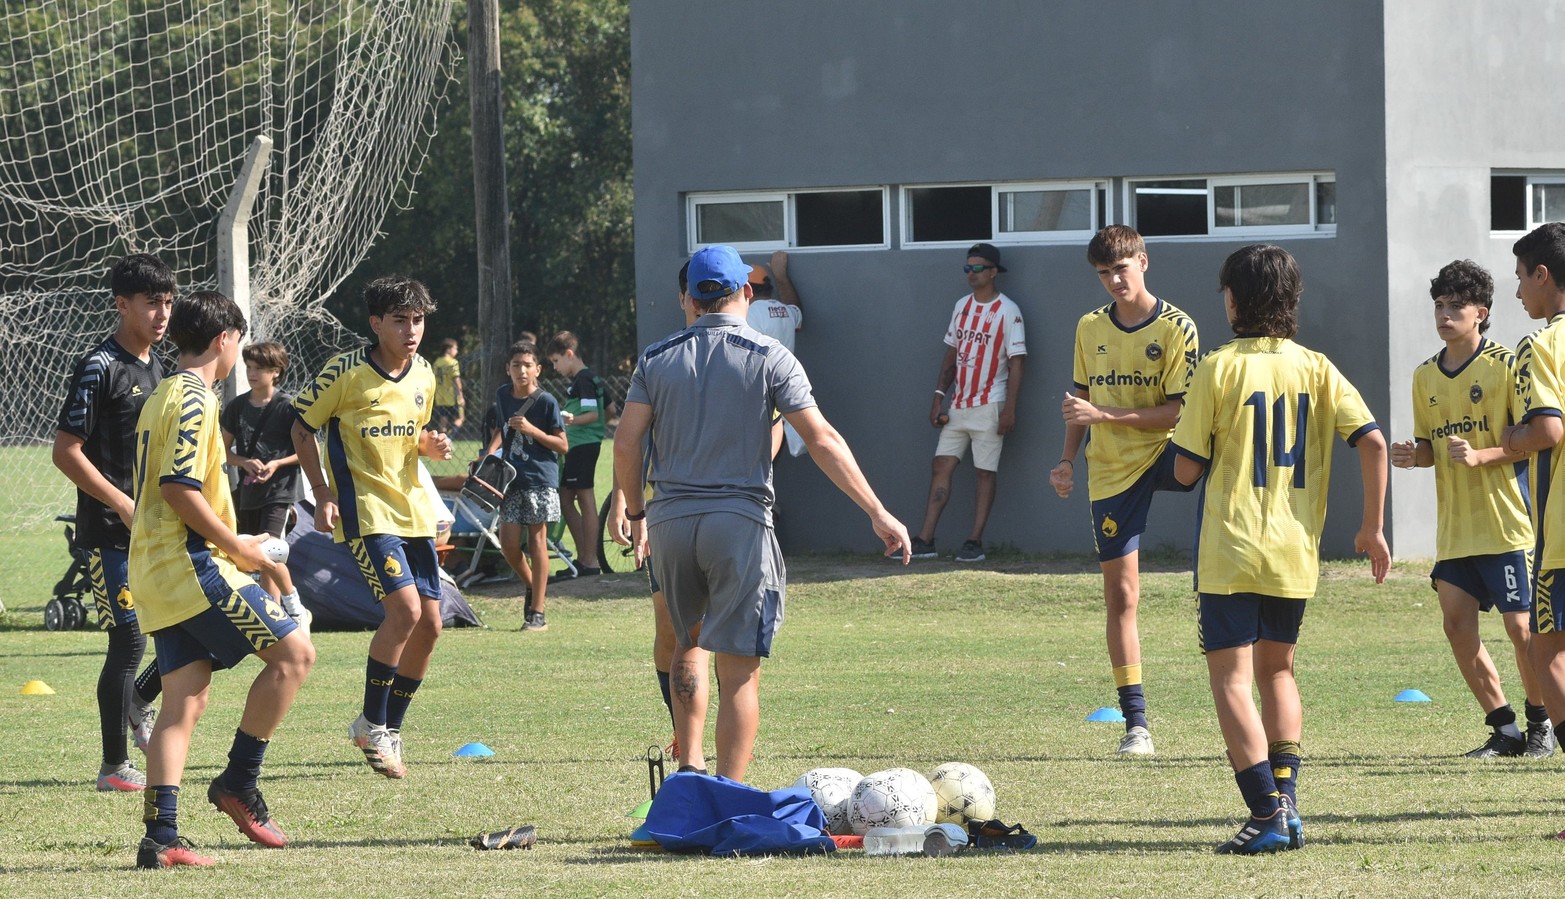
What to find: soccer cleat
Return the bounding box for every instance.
[207,777,288,848]
[136,835,215,869]
[471,823,537,850]
[348,714,407,778]
[128,700,157,753]
[388,729,405,772]
[1464,729,1525,758]
[290,607,313,640]
[1214,806,1291,855]
[954,540,986,562]
[97,759,146,792]
[1279,793,1304,850]
[909,537,937,560]
[523,611,549,632]
[1117,725,1155,756]
[1525,720,1556,758]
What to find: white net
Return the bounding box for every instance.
[0,1,457,610]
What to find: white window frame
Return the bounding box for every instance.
[1502,174,1565,233]
[1124,172,1336,240]
[686,187,890,253]
[900,179,1109,249]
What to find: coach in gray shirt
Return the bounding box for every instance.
[615,244,910,782]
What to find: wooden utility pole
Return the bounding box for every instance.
[469,0,513,401]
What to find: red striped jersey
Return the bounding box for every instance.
[941,293,1027,410]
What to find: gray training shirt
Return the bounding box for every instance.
[626,313,816,527]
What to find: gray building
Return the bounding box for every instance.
[630,0,1565,559]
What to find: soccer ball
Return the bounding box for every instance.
[791,767,863,835]
[847,767,937,834]
[928,762,996,824]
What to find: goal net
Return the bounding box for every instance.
[0,1,457,610]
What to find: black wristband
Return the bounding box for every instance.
[625,509,646,521]
[1058,459,1073,467]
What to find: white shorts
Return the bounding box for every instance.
[934,402,1004,471]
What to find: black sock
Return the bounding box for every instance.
[386,674,423,731]
[100,621,145,764]
[1485,704,1518,730]
[1526,701,1550,725]
[223,729,269,794]
[134,661,161,704]
[657,670,673,727]
[363,657,397,726]
[1234,760,1281,819]
[1117,684,1147,732]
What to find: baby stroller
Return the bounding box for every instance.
[46,514,91,631]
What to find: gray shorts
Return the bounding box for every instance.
[649,512,785,657]
[501,484,560,526]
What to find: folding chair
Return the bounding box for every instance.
[450,455,515,588]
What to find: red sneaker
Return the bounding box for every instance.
[207,777,288,848]
[136,835,215,868]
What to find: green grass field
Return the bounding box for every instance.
[1,555,1561,896]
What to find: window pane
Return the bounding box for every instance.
[795,190,884,247]
[908,186,991,242]
[999,188,1092,232]
[1535,182,1565,225]
[1492,176,1525,230]
[1133,180,1207,236]
[696,200,783,244]
[1235,182,1310,226]
[1316,181,1336,226]
[1214,185,1237,227]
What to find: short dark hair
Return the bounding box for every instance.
[440,337,458,353]
[1086,225,1146,267]
[677,261,690,294]
[545,331,581,358]
[110,253,175,300]
[168,290,246,355]
[1220,244,1300,339]
[1429,259,1495,334]
[1514,222,1565,289]
[364,276,437,318]
[242,340,289,373]
[507,341,539,363]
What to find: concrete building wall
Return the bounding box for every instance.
[1383,0,1565,559]
[631,1,1388,555]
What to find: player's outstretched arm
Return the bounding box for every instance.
[1355,429,1391,583]
[785,406,911,563]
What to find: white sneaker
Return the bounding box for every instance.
[127,700,157,753]
[1117,725,1155,756]
[348,714,406,778]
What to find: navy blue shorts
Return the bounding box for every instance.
[1199,592,1307,652]
[347,534,442,602]
[87,546,139,630]
[153,581,297,674]
[1090,445,1193,562]
[1431,551,1532,614]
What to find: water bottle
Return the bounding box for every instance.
[862,826,929,856]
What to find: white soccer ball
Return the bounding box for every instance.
[847,767,937,835]
[791,767,863,835]
[928,762,996,824]
[260,537,290,564]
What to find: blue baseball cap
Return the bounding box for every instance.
[687,245,751,301]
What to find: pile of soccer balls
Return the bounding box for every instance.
[791,762,996,835]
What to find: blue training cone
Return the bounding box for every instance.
[453,742,496,757]
[1394,689,1432,703]
[1086,707,1126,723]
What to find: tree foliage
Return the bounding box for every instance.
[330,0,634,376]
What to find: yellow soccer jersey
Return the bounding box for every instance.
[294,347,436,542]
[433,354,461,405]
[1518,314,1565,569]
[1171,337,1378,599]
[129,371,262,632]
[1412,339,1532,561]
[1073,298,1198,500]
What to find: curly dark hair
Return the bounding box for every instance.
[1429,259,1494,334]
[364,276,437,318]
[1220,244,1299,339]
